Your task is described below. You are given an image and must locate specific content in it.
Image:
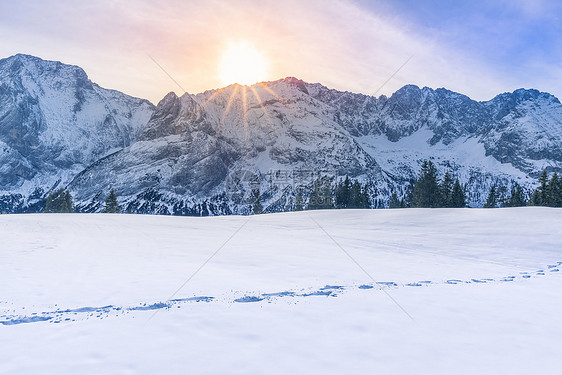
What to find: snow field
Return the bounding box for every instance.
[1,208,561,374]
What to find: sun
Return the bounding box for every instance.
[219,42,268,86]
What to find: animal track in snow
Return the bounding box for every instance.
[1,263,560,326]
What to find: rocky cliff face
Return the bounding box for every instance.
[0,54,154,211]
[69,81,383,214]
[1,55,561,214]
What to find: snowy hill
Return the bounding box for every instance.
[1,55,562,213]
[1,209,561,374]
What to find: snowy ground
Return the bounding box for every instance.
[1,209,561,374]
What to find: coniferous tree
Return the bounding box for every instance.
[45,192,54,212]
[547,172,561,207]
[412,160,441,208]
[439,171,454,207]
[449,179,466,208]
[335,176,351,209]
[252,189,263,214]
[348,180,370,208]
[558,174,562,207]
[539,169,549,205]
[307,181,321,210]
[505,183,526,207]
[484,186,497,208]
[531,169,549,206]
[529,190,540,206]
[496,185,509,207]
[389,192,401,208]
[199,200,210,216]
[45,189,73,213]
[102,189,120,213]
[402,181,415,208]
[294,189,304,211]
[349,181,362,208]
[360,184,371,208]
[307,180,334,210]
[321,181,335,209]
[64,191,72,211]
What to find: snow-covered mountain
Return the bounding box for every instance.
[0,54,154,211]
[69,80,385,214]
[69,78,562,214]
[1,55,561,214]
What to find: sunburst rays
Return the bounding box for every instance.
[205,82,286,145]
[250,85,277,137]
[257,82,287,105]
[180,86,226,122]
[218,84,240,133]
[242,85,249,140]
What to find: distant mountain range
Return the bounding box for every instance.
[1,54,561,214]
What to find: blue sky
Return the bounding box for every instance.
[364,0,561,70]
[367,0,561,101]
[0,0,560,103]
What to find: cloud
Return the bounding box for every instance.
[0,0,559,103]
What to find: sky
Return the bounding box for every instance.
[0,0,560,104]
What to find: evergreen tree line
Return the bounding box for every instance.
[302,177,371,211]
[44,188,120,213]
[484,169,562,208]
[389,160,467,208]
[529,169,562,207]
[483,184,526,208]
[250,176,372,214]
[42,168,561,215]
[45,188,74,213]
[333,176,370,209]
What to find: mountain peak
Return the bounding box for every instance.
[282,76,306,84]
[0,53,44,64]
[1,53,78,70]
[512,88,560,104]
[274,76,309,94]
[0,53,154,194]
[0,53,91,90]
[490,88,560,106]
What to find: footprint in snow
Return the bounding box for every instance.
[129,302,169,311]
[4,261,561,325]
[376,281,398,287]
[234,296,264,303]
[261,291,295,298]
[170,296,214,303]
[301,291,333,297]
[320,285,345,291]
[0,316,52,325]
